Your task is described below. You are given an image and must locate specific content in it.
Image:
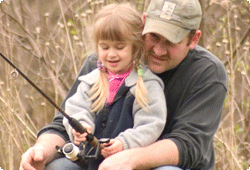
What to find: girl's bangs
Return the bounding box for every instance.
[95,17,130,42]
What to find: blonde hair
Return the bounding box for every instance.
[88,3,149,113]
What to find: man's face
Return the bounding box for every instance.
[145,32,191,74]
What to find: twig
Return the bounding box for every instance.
[58,0,78,75]
[1,7,42,58]
[214,135,243,170]
[0,96,37,138]
[224,26,250,66]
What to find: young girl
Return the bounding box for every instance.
[63,3,167,169]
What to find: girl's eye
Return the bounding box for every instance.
[116,45,125,50]
[116,43,126,50]
[99,44,109,50]
[102,46,109,50]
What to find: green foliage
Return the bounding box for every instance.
[234,124,243,134]
[70,29,77,35]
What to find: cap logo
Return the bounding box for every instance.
[160,1,176,20]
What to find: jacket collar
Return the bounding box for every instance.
[78,68,139,87]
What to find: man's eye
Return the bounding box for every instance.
[165,40,175,47]
[150,33,159,39]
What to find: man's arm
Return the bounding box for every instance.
[99,139,179,170]
[168,85,227,168]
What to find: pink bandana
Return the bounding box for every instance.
[107,69,132,104]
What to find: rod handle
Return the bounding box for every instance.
[68,117,104,150]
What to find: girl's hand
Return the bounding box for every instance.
[101,139,123,158]
[72,123,92,145]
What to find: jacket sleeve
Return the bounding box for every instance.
[63,81,96,142]
[37,54,97,141]
[116,78,167,150]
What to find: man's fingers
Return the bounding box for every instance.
[19,146,46,170]
[19,148,36,170]
[20,162,36,170]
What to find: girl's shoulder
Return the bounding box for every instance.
[125,66,164,89]
[143,67,164,88]
[78,68,99,85]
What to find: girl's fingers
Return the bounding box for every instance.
[72,129,88,145]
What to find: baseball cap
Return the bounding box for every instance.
[142,0,202,44]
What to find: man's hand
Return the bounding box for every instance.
[98,149,134,170]
[19,146,46,170]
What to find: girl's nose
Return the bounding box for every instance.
[107,48,117,57]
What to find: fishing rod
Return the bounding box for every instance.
[0,52,105,156]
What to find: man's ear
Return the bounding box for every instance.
[189,30,201,49]
[142,13,146,24]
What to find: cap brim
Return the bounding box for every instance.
[142,17,190,44]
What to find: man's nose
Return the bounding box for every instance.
[153,43,168,56]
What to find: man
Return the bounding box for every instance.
[19,0,227,170]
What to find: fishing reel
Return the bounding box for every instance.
[56,138,110,164]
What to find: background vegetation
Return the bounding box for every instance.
[0,0,249,169]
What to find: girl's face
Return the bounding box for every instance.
[98,40,134,74]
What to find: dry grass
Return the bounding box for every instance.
[0,0,249,169]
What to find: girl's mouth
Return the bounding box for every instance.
[108,60,119,63]
[108,60,119,67]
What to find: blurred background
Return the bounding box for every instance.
[0,0,249,169]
